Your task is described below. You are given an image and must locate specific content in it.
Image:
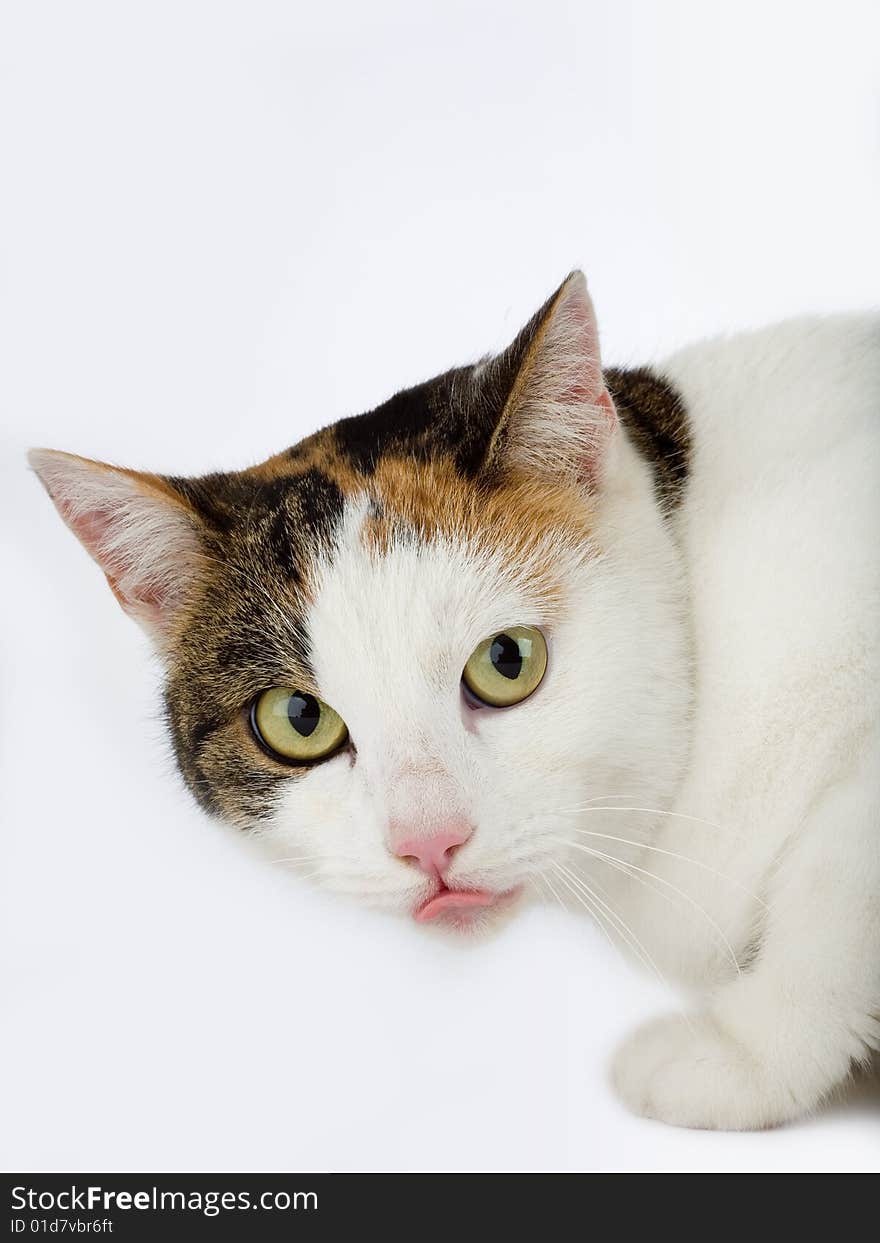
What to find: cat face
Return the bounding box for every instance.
[30,273,691,929]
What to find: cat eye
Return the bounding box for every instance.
[250,687,348,764]
[462,626,548,708]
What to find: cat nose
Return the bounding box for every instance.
[391,821,473,878]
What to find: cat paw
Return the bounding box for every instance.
[610,1013,801,1131]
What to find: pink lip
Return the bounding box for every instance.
[414,888,501,923]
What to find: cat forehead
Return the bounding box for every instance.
[169,368,487,592]
[311,493,558,646]
[196,376,596,613]
[213,449,591,617]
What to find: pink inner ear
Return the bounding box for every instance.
[59,501,160,617]
[31,452,196,635]
[498,272,618,486]
[548,277,618,471]
[556,352,609,409]
[63,504,115,562]
[551,275,608,406]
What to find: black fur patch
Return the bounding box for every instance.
[333,366,511,478]
[259,469,344,583]
[605,367,690,511]
[330,285,563,481]
[332,360,691,506]
[189,716,224,754]
[294,467,344,539]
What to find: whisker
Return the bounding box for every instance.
[552,859,671,992]
[549,865,631,959]
[538,868,569,916]
[578,793,653,804]
[553,823,767,909]
[547,804,747,841]
[531,870,563,914]
[551,859,697,1035]
[270,853,361,866]
[549,861,630,961]
[553,835,743,977]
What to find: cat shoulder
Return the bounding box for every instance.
[658,312,880,464]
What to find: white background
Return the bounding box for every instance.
[2,0,879,1173]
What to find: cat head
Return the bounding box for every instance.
[30,273,690,929]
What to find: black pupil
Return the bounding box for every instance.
[288,693,321,737]
[490,634,523,681]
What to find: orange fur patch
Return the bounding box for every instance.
[360,456,597,614]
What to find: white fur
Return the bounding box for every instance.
[34,292,878,1132]
[263,487,689,916]
[607,315,880,1127]
[264,311,880,1130]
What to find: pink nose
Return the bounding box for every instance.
[391,822,472,878]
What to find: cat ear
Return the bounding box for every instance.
[28,448,205,643]
[483,270,616,483]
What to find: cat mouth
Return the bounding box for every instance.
[414,886,515,924]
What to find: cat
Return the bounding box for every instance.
[29,272,880,1131]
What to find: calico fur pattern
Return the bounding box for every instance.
[29,272,880,1132]
[161,279,687,828]
[165,369,684,829]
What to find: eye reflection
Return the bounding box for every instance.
[462,626,548,708]
[251,687,348,762]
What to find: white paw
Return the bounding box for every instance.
[611,1013,803,1131]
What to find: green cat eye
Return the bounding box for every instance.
[251,687,348,763]
[462,626,548,708]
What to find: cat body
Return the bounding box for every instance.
[611,316,880,1125]
[30,275,880,1130]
